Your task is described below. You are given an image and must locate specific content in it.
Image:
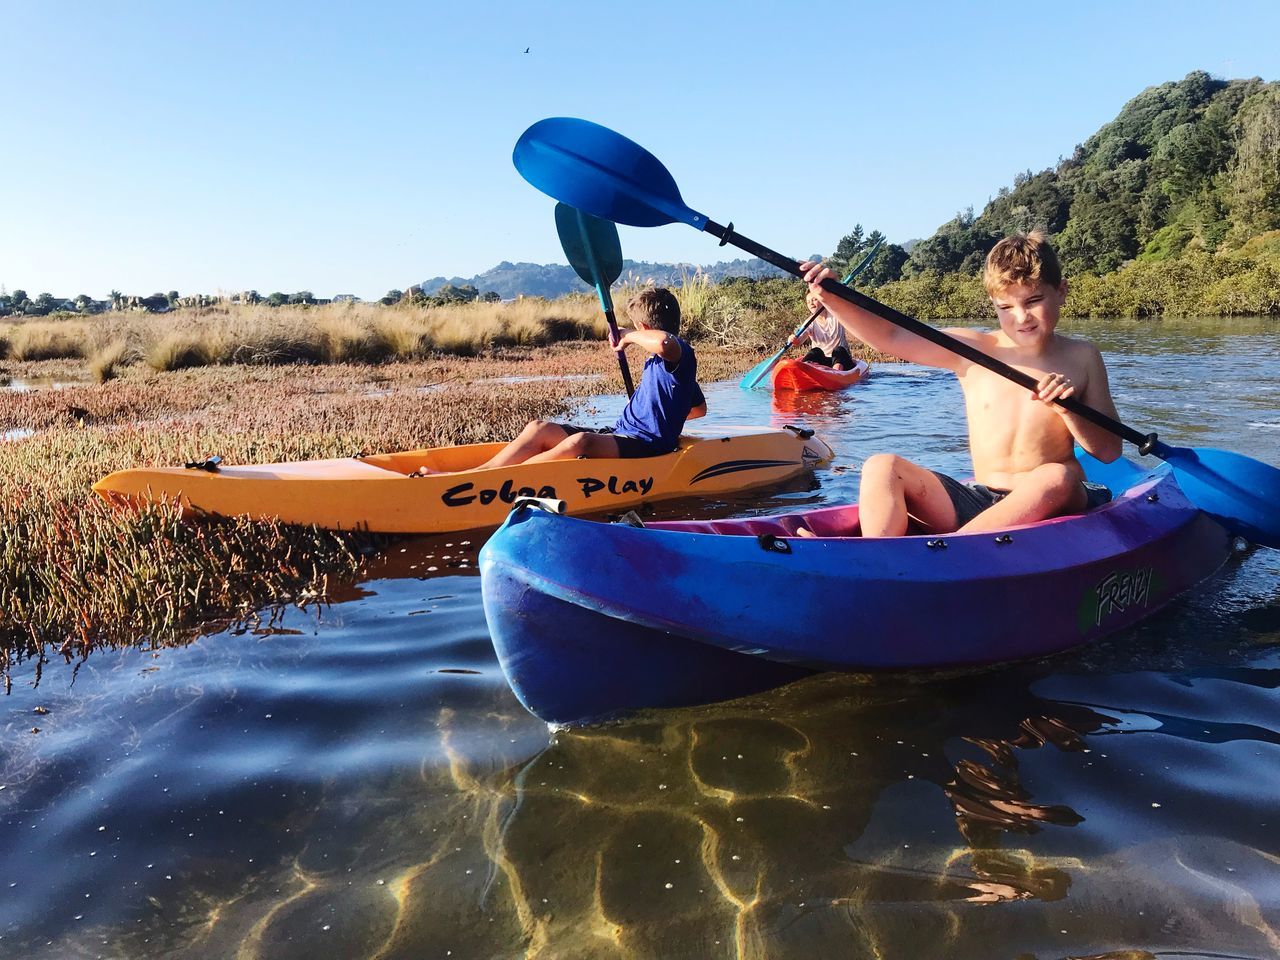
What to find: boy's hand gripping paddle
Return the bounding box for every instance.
[554,202,634,396]
[516,117,1280,548]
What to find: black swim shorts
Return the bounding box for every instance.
[930,471,1112,527]
[557,423,669,459]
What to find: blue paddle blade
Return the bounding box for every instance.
[554,202,623,288]
[514,118,707,229]
[1157,444,1280,547]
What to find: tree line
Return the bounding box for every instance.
[0,283,506,318]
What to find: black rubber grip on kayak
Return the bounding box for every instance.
[757,533,792,554]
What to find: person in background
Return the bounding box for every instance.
[791,290,855,370]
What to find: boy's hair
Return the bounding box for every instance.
[627,287,681,333]
[983,231,1063,296]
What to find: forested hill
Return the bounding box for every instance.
[898,71,1280,278]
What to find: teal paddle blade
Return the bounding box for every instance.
[739,346,788,391]
[552,202,635,397]
[554,203,623,288]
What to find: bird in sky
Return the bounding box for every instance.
[523,47,530,53]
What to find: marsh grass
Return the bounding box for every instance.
[672,270,715,328]
[0,343,762,683]
[146,331,222,371]
[0,287,885,379]
[7,321,88,361]
[88,338,134,383]
[39,298,614,372]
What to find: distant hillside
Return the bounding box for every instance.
[420,257,788,300]
[904,71,1280,276]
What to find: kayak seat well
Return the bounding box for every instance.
[652,505,862,538]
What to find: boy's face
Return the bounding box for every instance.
[990,280,1067,348]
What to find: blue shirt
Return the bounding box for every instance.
[612,336,705,453]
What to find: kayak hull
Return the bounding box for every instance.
[480,456,1233,724]
[771,358,869,392]
[92,427,834,534]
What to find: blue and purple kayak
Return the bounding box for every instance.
[479,453,1234,725]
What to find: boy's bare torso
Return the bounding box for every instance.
[951,329,1099,489]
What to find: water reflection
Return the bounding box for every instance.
[113,654,1276,959]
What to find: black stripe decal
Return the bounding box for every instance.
[689,459,797,485]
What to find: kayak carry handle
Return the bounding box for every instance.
[513,496,567,516]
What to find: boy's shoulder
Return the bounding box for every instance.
[1053,331,1105,360]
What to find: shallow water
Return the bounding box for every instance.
[3,319,1280,959]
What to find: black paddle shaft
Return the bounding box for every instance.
[602,305,636,395]
[702,219,1156,452]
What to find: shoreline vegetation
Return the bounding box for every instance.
[0,330,775,688]
[1,258,1276,687]
[2,234,1277,383]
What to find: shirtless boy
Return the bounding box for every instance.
[803,232,1121,537]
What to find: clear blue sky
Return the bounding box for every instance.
[2,0,1277,300]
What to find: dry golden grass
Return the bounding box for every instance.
[6,321,89,361]
[65,298,613,369]
[87,338,134,383]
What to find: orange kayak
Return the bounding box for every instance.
[772,358,869,392]
[93,426,835,534]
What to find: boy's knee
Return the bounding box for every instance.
[1029,462,1078,505]
[862,453,904,480]
[555,432,592,457]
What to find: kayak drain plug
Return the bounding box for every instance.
[757,534,792,554]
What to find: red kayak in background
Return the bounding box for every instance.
[772,358,870,392]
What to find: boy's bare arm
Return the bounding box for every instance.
[801,261,969,370]
[1035,345,1124,463]
[687,402,708,420]
[614,327,681,362]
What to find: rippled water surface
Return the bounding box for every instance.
[3,319,1279,959]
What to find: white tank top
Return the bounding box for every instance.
[805,312,849,353]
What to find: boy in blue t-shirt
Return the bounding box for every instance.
[475,288,706,468]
